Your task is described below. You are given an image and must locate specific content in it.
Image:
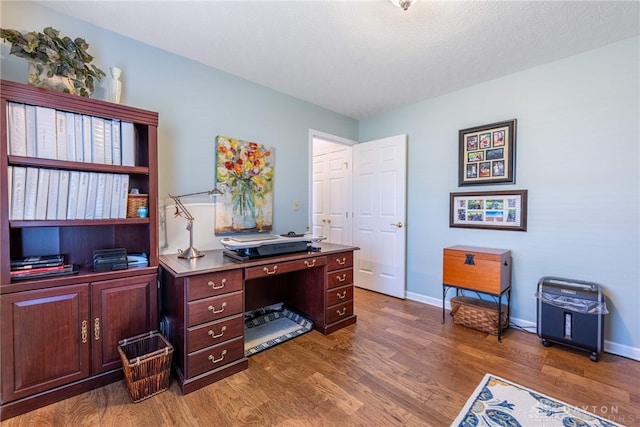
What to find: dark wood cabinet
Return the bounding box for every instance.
[0,80,159,420]
[1,284,91,403]
[91,274,158,373]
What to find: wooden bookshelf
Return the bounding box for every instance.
[0,80,159,420]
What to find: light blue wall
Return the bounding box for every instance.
[0,1,358,238]
[2,2,638,356]
[360,36,640,357]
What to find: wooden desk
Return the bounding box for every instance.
[159,242,358,394]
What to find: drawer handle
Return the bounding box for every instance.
[208,350,227,364]
[336,308,347,316]
[208,326,227,339]
[304,259,316,268]
[337,291,347,300]
[208,278,226,290]
[208,302,227,314]
[263,266,278,275]
[336,257,347,266]
[336,273,347,282]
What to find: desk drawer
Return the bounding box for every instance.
[187,336,245,378]
[326,300,353,324]
[186,270,243,302]
[187,314,244,353]
[245,256,326,280]
[327,252,353,271]
[326,284,353,307]
[327,268,353,289]
[187,291,243,327]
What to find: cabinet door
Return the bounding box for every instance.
[1,284,91,402]
[91,274,158,373]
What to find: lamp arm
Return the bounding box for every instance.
[169,194,195,222]
[168,188,223,260]
[169,187,223,222]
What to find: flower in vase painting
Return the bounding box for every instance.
[215,136,274,232]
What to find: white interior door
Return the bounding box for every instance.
[311,136,352,245]
[353,135,407,299]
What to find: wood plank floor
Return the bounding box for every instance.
[3,288,639,426]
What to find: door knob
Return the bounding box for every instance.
[390,221,404,228]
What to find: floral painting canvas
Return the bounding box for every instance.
[215,135,274,234]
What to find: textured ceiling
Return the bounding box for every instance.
[38,1,639,120]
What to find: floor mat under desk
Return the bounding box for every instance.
[244,305,313,357]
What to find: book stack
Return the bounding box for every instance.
[7,102,137,166]
[10,254,76,281]
[8,167,130,221]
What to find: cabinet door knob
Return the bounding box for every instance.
[208,350,227,364]
[208,302,227,314]
[208,326,226,339]
[208,278,226,290]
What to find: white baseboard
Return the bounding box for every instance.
[405,291,640,361]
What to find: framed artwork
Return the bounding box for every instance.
[450,189,527,231]
[459,119,517,186]
[214,135,274,234]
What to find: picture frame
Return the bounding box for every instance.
[450,189,528,231]
[459,119,517,186]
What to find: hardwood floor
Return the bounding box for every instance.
[3,288,639,426]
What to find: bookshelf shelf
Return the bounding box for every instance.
[9,217,150,228]
[8,155,150,175]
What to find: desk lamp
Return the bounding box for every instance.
[169,187,223,259]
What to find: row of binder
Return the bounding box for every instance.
[7,102,137,166]
[8,166,130,221]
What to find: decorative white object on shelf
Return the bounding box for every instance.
[389,0,417,10]
[108,66,122,104]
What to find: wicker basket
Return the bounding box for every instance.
[126,194,148,218]
[118,331,173,403]
[450,296,508,335]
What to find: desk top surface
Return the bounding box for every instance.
[160,242,359,277]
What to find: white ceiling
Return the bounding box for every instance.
[38,1,639,120]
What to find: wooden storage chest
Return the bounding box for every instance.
[443,245,511,294]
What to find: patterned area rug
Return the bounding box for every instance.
[244,305,313,357]
[452,374,622,427]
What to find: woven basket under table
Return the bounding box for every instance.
[450,296,508,335]
[118,331,173,403]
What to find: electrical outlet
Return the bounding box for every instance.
[293,200,300,211]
